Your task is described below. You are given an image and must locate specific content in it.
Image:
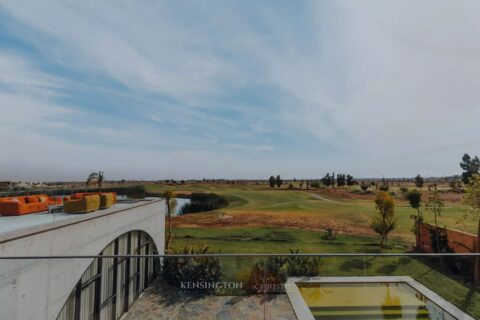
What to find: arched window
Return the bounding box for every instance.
[57,231,159,320]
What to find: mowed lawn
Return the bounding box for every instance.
[146,183,478,245]
[146,183,480,318]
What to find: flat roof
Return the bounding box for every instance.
[0,198,164,244]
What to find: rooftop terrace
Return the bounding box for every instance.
[0,198,161,244]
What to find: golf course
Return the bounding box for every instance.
[146,182,480,317]
[147,182,476,253]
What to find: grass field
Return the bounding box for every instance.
[147,183,477,245]
[146,183,480,318]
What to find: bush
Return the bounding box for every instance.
[379,185,389,191]
[245,249,320,293]
[180,192,229,214]
[323,228,338,240]
[162,242,222,293]
[285,249,321,277]
[309,180,322,189]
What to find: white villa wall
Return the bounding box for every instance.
[0,199,165,320]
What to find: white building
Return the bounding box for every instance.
[0,198,165,320]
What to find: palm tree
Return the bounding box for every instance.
[85,172,98,191]
[85,171,104,191]
[97,171,104,189]
[165,190,177,252]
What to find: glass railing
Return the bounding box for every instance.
[0,253,478,320]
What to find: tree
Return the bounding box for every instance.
[275,175,283,188]
[336,174,346,187]
[85,172,98,191]
[448,177,462,192]
[371,192,397,249]
[463,174,480,285]
[97,171,104,189]
[460,153,480,185]
[165,190,177,251]
[406,189,423,251]
[310,180,320,189]
[346,174,355,186]
[360,183,369,192]
[85,171,104,190]
[425,184,444,254]
[268,176,276,188]
[321,173,333,187]
[414,174,424,188]
[331,172,336,188]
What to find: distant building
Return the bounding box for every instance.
[0,181,12,190]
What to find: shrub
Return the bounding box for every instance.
[180,192,229,214]
[309,180,321,189]
[245,249,320,293]
[246,256,287,294]
[162,242,222,293]
[323,228,338,240]
[379,185,389,191]
[285,249,320,277]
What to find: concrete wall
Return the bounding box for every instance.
[0,199,165,320]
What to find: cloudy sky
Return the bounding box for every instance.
[0,1,479,181]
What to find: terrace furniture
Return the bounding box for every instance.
[0,195,62,216]
[48,204,63,213]
[98,193,115,209]
[63,195,101,214]
[71,192,117,209]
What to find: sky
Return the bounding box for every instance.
[0,1,480,181]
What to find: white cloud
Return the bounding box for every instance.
[0,52,64,98]
[0,1,240,102]
[226,144,274,151]
[1,1,480,178]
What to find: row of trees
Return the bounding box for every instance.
[268,175,283,188]
[268,173,357,189]
[320,172,355,187]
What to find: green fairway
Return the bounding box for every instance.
[147,183,478,242]
[170,226,408,253]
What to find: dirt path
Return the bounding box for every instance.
[307,193,348,205]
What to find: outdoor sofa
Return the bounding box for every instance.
[63,195,101,214]
[0,195,62,216]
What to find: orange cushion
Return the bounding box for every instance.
[26,196,39,203]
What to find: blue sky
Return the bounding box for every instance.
[1,1,480,181]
